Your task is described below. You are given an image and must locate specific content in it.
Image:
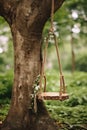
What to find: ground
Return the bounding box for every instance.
[0,70,87,130]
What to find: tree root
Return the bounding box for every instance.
[0,100,59,130]
[0,116,59,130]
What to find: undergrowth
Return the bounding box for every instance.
[0,70,87,129]
[45,70,87,127]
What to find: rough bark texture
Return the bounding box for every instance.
[0,0,65,130]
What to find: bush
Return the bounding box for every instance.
[69,72,87,87]
[65,54,87,72]
[75,54,87,72]
[66,95,87,107]
[0,71,13,103]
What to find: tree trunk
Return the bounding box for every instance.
[0,0,65,130]
[71,33,75,73]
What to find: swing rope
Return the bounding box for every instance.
[39,0,66,98]
[51,0,54,32]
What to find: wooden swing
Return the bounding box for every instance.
[37,0,69,101]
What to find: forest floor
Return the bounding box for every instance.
[0,71,87,130]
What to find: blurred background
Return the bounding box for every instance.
[0,0,87,129]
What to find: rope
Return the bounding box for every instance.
[40,0,66,95]
[40,35,49,92]
[53,33,66,94]
[51,0,54,31]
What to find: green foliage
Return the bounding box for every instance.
[0,104,10,121]
[75,54,87,72]
[69,72,87,87]
[0,16,13,73]
[0,67,87,128]
[0,71,12,121]
[0,17,6,26]
[46,104,87,125]
[0,71,13,100]
[44,70,87,126]
[65,54,87,72]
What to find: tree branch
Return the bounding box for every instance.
[0,0,65,30]
[25,0,65,33]
[0,0,20,23]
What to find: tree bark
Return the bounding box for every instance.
[0,0,65,130]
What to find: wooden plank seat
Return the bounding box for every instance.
[37,92,69,101]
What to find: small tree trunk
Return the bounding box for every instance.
[71,33,75,73]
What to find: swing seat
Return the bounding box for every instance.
[37,92,69,101]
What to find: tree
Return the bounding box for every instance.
[0,0,65,130]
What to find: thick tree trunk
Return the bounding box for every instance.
[0,0,65,130]
[1,23,58,130]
